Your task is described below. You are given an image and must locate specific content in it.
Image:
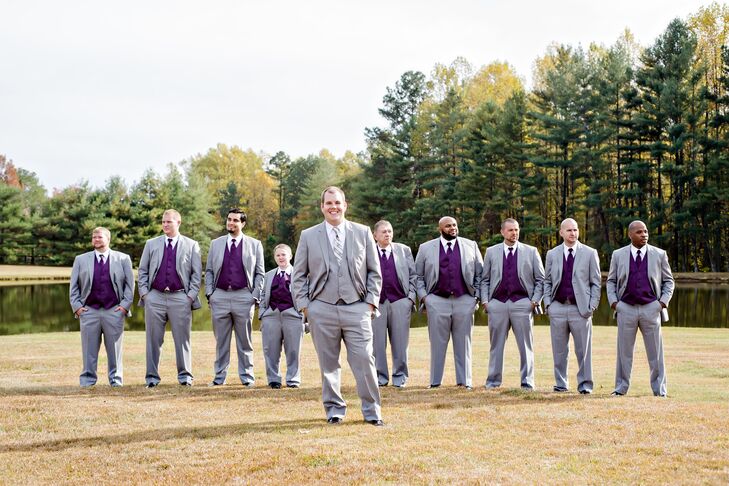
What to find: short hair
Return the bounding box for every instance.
[501,218,519,229]
[320,186,346,204]
[628,220,646,232]
[92,227,111,240]
[273,243,292,255]
[163,209,181,222]
[227,208,247,223]
[373,220,392,232]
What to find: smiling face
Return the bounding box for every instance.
[226,212,245,237]
[320,189,347,226]
[628,221,649,248]
[274,247,292,269]
[438,217,458,240]
[91,229,110,252]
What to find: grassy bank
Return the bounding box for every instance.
[0,326,727,484]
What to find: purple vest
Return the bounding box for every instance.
[152,239,184,292]
[379,249,407,303]
[216,240,249,291]
[434,241,469,298]
[492,247,529,303]
[621,250,656,305]
[86,255,117,310]
[554,249,576,304]
[269,270,294,312]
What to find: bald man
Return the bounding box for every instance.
[607,220,674,397]
[415,216,482,389]
[543,218,601,394]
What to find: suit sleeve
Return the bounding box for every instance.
[187,239,202,301]
[531,247,545,303]
[658,250,675,305]
[473,241,483,299]
[415,246,428,301]
[606,251,619,306]
[252,240,265,301]
[404,246,417,303]
[480,249,491,303]
[291,233,310,311]
[588,248,602,312]
[120,254,135,313]
[204,243,215,298]
[137,241,151,302]
[69,256,84,314]
[542,251,554,308]
[364,230,382,308]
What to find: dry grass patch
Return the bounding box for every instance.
[0,326,728,484]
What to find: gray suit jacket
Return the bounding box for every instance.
[480,242,545,304]
[205,234,265,298]
[291,220,382,310]
[606,244,674,320]
[69,250,135,317]
[258,267,302,319]
[384,242,417,304]
[415,237,483,301]
[137,234,202,310]
[543,242,601,318]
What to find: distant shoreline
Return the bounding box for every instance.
[1,264,727,285]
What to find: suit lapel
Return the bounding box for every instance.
[344,221,356,276]
[553,244,564,286]
[85,252,95,291]
[495,243,504,280]
[431,240,440,281]
[316,222,330,272]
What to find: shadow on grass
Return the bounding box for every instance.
[0,417,327,453]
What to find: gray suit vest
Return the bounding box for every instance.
[317,239,360,305]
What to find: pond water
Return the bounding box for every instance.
[0,282,726,335]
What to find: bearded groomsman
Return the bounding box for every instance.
[607,220,674,397]
[70,227,134,387]
[481,218,544,390]
[415,216,482,389]
[543,218,601,394]
[205,208,265,386]
[371,220,417,388]
[138,209,202,387]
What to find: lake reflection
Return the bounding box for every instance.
[0,283,727,335]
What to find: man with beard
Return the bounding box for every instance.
[543,218,601,394]
[291,186,384,425]
[70,227,134,387]
[205,208,265,386]
[415,216,483,389]
[481,218,544,390]
[607,220,674,397]
[138,209,202,387]
[371,220,417,388]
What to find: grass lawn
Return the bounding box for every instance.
[0,326,727,484]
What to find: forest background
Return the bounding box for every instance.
[2,4,728,272]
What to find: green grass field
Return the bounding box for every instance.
[0,326,727,484]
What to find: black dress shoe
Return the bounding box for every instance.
[286,384,300,388]
[208,381,223,387]
[579,390,591,395]
[553,386,568,392]
[379,383,388,387]
[145,382,158,388]
[456,384,473,390]
[366,419,385,426]
[428,384,441,389]
[180,382,192,387]
[327,417,343,424]
[269,382,282,389]
[241,382,253,388]
[611,391,624,396]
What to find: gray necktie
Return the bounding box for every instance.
[332,226,343,264]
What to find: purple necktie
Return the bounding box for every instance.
[567,247,574,264]
[636,249,642,266]
[507,246,514,263]
[447,242,453,256]
[380,248,387,262]
[167,238,173,249]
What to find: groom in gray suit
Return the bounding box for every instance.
[481,218,544,389]
[371,220,417,388]
[205,209,265,386]
[70,227,134,387]
[291,186,384,426]
[138,209,202,387]
[607,220,674,397]
[415,216,482,389]
[543,218,601,394]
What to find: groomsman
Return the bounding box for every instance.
[257,243,304,389]
[415,216,482,389]
[138,209,202,387]
[371,220,417,388]
[291,186,384,426]
[481,218,544,389]
[607,220,674,397]
[205,208,265,386]
[69,227,134,387]
[543,218,601,394]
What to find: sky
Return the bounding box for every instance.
[0,0,716,192]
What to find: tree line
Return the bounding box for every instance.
[1,5,728,271]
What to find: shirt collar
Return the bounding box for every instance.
[94,249,110,259]
[165,234,180,247]
[630,244,646,258]
[440,237,457,250]
[377,244,392,256]
[503,241,520,255]
[563,241,579,258]
[276,265,293,276]
[227,234,242,247]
